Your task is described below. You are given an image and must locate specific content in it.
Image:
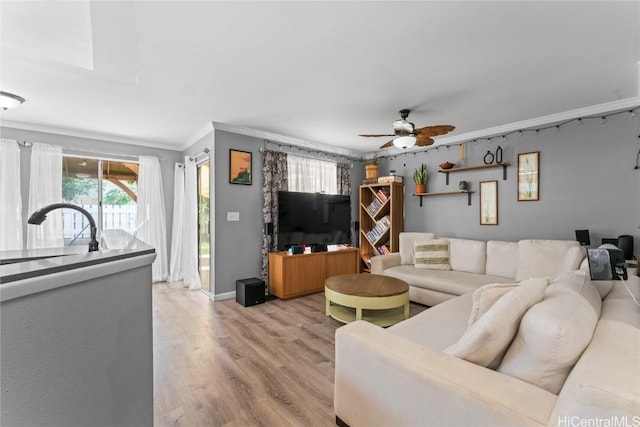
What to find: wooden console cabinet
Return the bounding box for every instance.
[268,247,359,300]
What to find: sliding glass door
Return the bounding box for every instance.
[197,161,210,292]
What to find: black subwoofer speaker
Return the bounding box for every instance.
[617,235,634,261]
[236,278,266,307]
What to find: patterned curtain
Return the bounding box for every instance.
[261,150,288,284]
[337,162,351,196]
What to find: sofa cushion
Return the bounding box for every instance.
[486,241,518,279]
[399,232,436,265]
[389,292,473,351]
[498,272,601,394]
[468,282,517,327]
[383,266,513,296]
[446,238,486,274]
[415,239,451,270]
[444,277,549,369]
[515,240,581,281]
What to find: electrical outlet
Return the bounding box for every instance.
[227,212,240,222]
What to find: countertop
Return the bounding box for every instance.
[0,230,156,301]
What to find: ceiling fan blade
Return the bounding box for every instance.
[380,140,394,149]
[359,134,396,137]
[415,125,455,137]
[415,135,435,147]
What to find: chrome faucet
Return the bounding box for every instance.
[28,203,99,252]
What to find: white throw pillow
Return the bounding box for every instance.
[498,271,602,394]
[468,282,517,327]
[399,232,436,265]
[414,239,451,270]
[444,277,549,369]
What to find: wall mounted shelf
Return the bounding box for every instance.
[438,162,510,185]
[412,190,474,207]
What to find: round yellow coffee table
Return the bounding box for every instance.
[325,273,409,327]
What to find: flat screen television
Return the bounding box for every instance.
[277,191,351,250]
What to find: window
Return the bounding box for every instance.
[62,155,138,246]
[287,155,337,194]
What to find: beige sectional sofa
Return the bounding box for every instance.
[370,232,586,306]
[335,234,640,426]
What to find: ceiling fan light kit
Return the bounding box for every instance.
[360,108,455,150]
[393,135,417,149]
[0,91,26,110]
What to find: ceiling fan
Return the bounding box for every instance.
[359,109,455,149]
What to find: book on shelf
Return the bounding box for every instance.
[376,188,390,202]
[362,178,379,185]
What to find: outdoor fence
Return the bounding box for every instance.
[62,204,137,240]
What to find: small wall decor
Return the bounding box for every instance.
[483,150,495,164]
[495,146,503,163]
[517,151,539,201]
[229,149,252,185]
[479,180,498,225]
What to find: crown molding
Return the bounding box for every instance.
[380,97,640,156]
[211,121,361,159]
[0,120,182,152]
[182,121,214,150]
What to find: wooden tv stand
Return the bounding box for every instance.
[268,246,359,300]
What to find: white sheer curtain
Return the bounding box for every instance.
[182,157,202,290]
[137,156,168,283]
[167,163,184,282]
[287,155,337,194]
[0,139,23,251]
[27,143,63,249]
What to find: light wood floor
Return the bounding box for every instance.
[152,282,427,427]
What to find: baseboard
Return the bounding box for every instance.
[213,291,235,301]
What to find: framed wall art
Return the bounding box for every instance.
[229,149,252,185]
[479,180,498,225]
[518,151,539,201]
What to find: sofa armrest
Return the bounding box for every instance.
[335,321,556,426]
[369,253,401,274]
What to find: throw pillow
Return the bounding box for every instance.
[444,277,549,369]
[414,239,451,270]
[399,232,436,265]
[497,271,602,394]
[468,282,518,328]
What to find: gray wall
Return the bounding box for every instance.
[0,127,181,252]
[183,128,363,297]
[376,112,640,252]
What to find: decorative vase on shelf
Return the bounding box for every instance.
[365,164,379,179]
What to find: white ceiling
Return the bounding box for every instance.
[1,1,638,155]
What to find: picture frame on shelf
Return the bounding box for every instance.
[517,151,539,201]
[229,149,252,185]
[479,180,498,225]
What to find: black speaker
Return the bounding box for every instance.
[311,244,327,253]
[264,222,273,236]
[617,235,634,261]
[236,277,266,307]
[291,245,304,254]
[601,238,618,246]
[575,229,590,246]
[587,248,627,280]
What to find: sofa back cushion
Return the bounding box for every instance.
[414,239,451,270]
[399,232,436,265]
[446,238,486,274]
[515,240,583,282]
[486,241,519,279]
[444,277,549,369]
[497,272,601,394]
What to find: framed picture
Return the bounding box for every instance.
[479,180,498,225]
[229,149,252,185]
[518,151,539,201]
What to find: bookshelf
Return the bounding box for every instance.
[359,182,404,272]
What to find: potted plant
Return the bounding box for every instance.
[363,155,379,180]
[413,164,427,193]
